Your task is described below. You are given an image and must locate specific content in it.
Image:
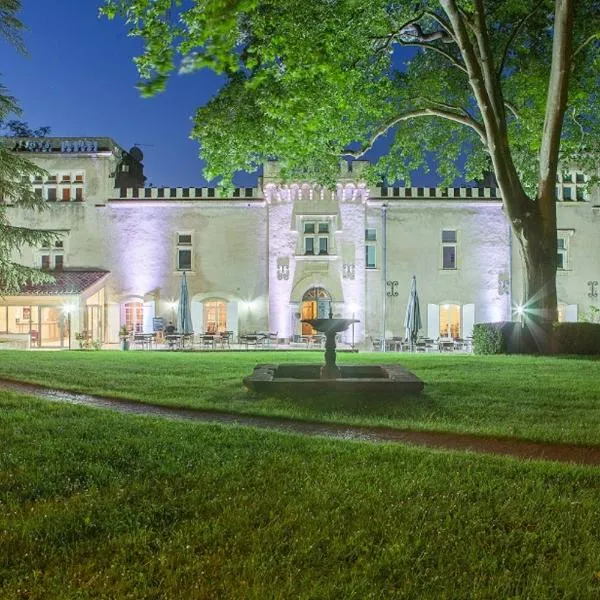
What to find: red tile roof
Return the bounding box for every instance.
[14,269,110,296]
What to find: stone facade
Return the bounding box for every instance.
[2,137,599,348]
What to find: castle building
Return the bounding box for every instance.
[1,137,598,348]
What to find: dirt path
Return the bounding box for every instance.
[2,378,600,466]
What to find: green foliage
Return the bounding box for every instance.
[554,322,600,355]
[0,0,60,293]
[579,305,600,324]
[472,322,507,355]
[101,1,600,188]
[75,332,103,350]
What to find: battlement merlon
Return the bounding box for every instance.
[3,136,125,157]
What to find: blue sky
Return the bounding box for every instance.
[3,1,443,188]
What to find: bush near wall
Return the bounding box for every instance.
[472,322,506,354]
[472,322,539,355]
[554,322,600,355]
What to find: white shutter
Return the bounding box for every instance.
[191,299,204,333]
[107,303,121,343]
[142,301,155,333]
[427,304,439,339]
[227,301,238,336]
[565,304,578,322]
[462,304,475,337]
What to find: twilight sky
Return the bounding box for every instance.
[3,1,442,188]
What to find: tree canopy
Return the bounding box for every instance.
[0,0,58,293]
[102,0,599,188]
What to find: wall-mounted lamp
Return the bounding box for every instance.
[588,280,598,298]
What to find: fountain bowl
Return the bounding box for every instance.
[243,363,424,397]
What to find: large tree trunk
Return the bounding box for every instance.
[510,199,558,353]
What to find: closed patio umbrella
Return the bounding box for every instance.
[177,272,194,338]
[404,275,422,349]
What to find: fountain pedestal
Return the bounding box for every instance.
[301,317,358,379]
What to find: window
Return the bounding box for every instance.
[439,304,461,338]
[441,230,457,269]
[318,237,328,255]
[39,239,65,270]
[562,187,572,201]
[34,188,42,199]
[204,300,227,333]
[176,232,193,271]
[124,302,143,333]
[365,228,377,268]
[557,234,569,270]
[366,245,376,269]
[75,187,83,202]
[62,188,71,202]
[302,220,331,256]
[47,188,57,202]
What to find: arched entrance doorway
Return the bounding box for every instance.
[301,287,331,335]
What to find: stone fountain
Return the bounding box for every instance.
[243,308,424,397]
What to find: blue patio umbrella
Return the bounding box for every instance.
[177,272,194,335]
[404,275,422,346]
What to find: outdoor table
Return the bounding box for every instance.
[165,333,186,349]
[240,334,266,349]
[438,338,454,352]
[133,333,155,350]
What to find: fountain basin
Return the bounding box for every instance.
[243,363,424,396]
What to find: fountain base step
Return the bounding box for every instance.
[243,364,424,396]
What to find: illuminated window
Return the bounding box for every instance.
[176,232,193,271]
[124,302,144,333]
[441,230,457,269]
[439,304,461,338]
[204,299,227,333]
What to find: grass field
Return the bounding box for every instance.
[0,350,599,444]
[2,391,600,599]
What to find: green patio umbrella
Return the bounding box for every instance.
[177,272,194,336]
[404,275,422,347]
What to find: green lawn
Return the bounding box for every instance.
[2,392,600,599]
[0,350,599,444]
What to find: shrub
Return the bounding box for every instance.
[472,322,541,354]
[554,322,600,355]
[472,322,506,354]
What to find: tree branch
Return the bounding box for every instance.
[573,32,600,58]
[538,0,575,220]
[343,107,487,158]
[498,1,545,77]
[397,40,468,74]
[473,0,505,126]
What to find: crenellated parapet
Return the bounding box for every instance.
[110,186,261,201]
[373,186,500,200]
